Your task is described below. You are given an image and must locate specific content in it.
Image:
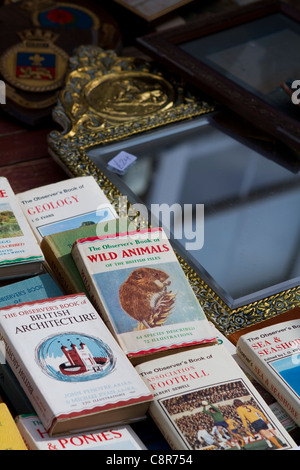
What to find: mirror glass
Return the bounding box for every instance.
[88,115,300,308]
[180,13,300,117]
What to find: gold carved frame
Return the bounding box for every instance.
[48,45,300,340]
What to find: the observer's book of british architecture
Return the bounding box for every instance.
[135,345,297,451]
[0,177,44,278]
[71,228,216,363]
[16,413,147,450]
[41,218,129,295]
[236,319,300,427]
[0,293,153,436]
[0,402,27,450]
[17,176,117,243]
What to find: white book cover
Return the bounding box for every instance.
[136,345,297,451]
[236,319,300,426]
[17,176,117,242]
[0,293,153,435]
[0,177,44,276]
[16,413,147,450]
[71,228,216,362]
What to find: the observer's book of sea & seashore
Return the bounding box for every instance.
[16,413,147,450]
[135,345,297,450]
[71,227,216,363]
[16,175,117,243]
[236,319,300,427]
[0,177,44,278]
[0,293,153,436]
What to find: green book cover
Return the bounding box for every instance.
[41,218,130,295]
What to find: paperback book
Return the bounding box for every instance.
[236,319,300,427]
[0,293,153,435]
[16,413,147,450]
[0,177,44,278]
[71,228,216,363]
[0,402,27,450]
[17,176,117,243]
[135,345,297,450]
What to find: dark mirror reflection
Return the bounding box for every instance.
[88,115,300,308]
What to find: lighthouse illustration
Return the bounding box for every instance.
[59,341,108,376]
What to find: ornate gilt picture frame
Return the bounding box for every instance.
[48,45,300,342]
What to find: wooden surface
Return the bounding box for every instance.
[0,109,67,194]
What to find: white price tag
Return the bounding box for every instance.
[107,151,137,175]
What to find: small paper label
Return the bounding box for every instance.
[107,151,137,175]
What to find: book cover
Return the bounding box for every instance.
[16,413,147,450]
[236,319,300,427]
[0,402,27,450]
[210,322,298,433]
[135,345,297,450]
[0,177,44,279]
[17,176,117,243]
[0,273,63,416]
[41,218,130,295]
[71,228,216,363]
[0,293,153,436]
[0,272,63,307]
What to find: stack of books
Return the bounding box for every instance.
[0,175,298,451]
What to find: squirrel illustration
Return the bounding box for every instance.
[119,267,176,328]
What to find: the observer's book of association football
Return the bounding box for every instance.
[135,345,297,451]
[236,319,300,427]
[17,176,117,243]
[0,293,153,436]
[41,218,129,295]
[0,402,27,450]
[16,413,147,450]
[71,227,217,364]
[0,177,44,278]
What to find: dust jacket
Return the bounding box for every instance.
[16,413,147,450]
[0,177,44,278]
[135,345,297,450]
[71,228,216,363]
[236,319,300,427]
[0,293,153,435]
[17,176,117,243]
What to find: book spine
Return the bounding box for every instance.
[71,245,111,326]
[147,401,187,450]
[236,341,300,426]
[41,240,86,295]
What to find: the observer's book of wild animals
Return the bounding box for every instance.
[71,228,216,363]
[0,402,27,450]
[135,345,297,451]
[0,177,44,278]
[236,319,300,427]
[17,176,117,243]
[16,413,147,450]
[0,293,153,436]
